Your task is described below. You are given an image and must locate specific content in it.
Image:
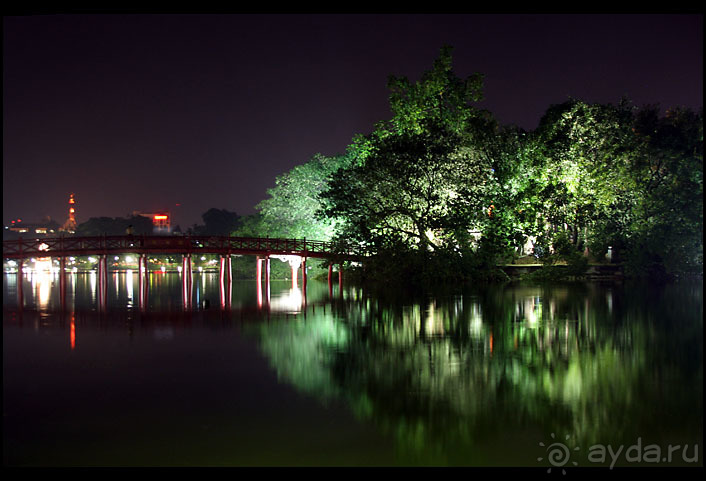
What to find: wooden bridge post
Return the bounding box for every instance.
[98,255,108,311]
[265,256,271,301]
[182,254,192,310]
[219,255,232,310]
[226,255,232,308]
[59,256,66,311]
[220,255,228,287]
[302,257,307,291]
[138,254,147,311]
[328,263,333,297]
[17,258,23,308]
[256,257,263,308]
[291,263,299,289]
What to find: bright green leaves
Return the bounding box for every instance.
[241,45,702,281]
[387,45,485,136]
[321,118,495,255]
[243,153,351,241]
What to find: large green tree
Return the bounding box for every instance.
[530,99,640,257]
[322,119,495,253]
[249,153,351,240]
[191,208,241,236]
[625,106,703,275]
[75,215,153,236]
[321,46,498,257]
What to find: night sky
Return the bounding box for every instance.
[3,14,703,231]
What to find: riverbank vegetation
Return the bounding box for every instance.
[237,46,702,285]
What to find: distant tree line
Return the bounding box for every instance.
[75,208,242,237]
[236,45,703,284]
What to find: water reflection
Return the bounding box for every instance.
[252,282,703,465]
[2,273,702,467]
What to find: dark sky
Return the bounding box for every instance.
[3,14,703,230]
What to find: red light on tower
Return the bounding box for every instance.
[60,194,77,233]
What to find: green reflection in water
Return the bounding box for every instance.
[252,281,703,466]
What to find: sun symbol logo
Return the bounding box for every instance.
[537,433,580,474]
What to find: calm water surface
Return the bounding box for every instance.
[3,270,703,467]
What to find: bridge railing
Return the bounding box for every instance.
[3,235,352,259]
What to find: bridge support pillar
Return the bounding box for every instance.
[98,255,108,311]
[138,255,148,311]
[227,255,232,307]
[328,264,333,297]
[17,259,23,308]
[265,256,271,301]
[291,263,298,289]
[256,257,263,308]
[182,254,192,310]
[220,255,232,310]
[59,256,67,311]
[302,257,307,292]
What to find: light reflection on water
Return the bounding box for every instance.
[2,272,703,467]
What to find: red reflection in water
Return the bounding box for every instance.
[257,277,263,308]
[70,316,76,350]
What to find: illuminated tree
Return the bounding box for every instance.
[323,120,495,253]
[248,153,350,240]
[530,100,703,277]
[321,46,497,259]
[386,44,484,135]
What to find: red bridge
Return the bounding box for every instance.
[3,235,353,311]
[2,235,346,259]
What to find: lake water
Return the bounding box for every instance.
[3,271,703,467]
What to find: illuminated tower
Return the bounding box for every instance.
[60,193,77,233]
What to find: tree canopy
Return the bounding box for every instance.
[241,46,703,282]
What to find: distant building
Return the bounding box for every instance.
[133,211,171,234]
[4,217,60,238]
[59,193,78,233]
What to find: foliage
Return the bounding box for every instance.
[244,45,703,283]
[75,215,153,236]
[623,106,703,277]
[322,119,496,254]
[191,208,242,236]
[244,153,351,240]
[386,45,485,136]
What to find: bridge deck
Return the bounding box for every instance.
[2,235,347,260]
